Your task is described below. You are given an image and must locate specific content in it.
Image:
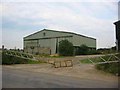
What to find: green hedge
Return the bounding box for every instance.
[2,52,29,65]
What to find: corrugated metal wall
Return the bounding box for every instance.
[24,30,96,54]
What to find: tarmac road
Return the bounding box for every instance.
[2,66,118,88]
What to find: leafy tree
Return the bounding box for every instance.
[58,39,74,56]
[78,44,89,55]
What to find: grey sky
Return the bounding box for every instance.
[1,0,119,49]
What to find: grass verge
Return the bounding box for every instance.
[27,60,45,64]
[80,53,120,76]
[95,62,119,75]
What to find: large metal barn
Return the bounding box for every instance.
[23,29,96,55]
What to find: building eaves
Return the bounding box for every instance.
[114,20,120,25]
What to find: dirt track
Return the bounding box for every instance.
[3,63,118,83]
[3,66,118,88]
[2,54,118,87]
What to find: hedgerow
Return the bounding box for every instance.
[2,52,29,65]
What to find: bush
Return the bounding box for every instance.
[58,39,74,56]
[95,53,120,75]
[75,44,100,55]
[79,44,89,55]
[80,53,120,75]
[2,52,29,65]
[95,63,119,75]
[88,50,101,55]
[75,44,89,55]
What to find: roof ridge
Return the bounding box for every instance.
[24,28,96,40]
[43,29,96,40]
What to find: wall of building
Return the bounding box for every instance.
[24,29,96,54]
[24,36,73,54]
[118,1,120,20]
[114,21,120,52]
[73,35,96,49]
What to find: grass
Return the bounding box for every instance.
[80,59,92,64]
[95,63,119,75]
[27,60,45,64]
[80,57,103,64]
[36,54,73,58]
[80,53,120,64]
[49,56,68,58]
[80,53,120,75]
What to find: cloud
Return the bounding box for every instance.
[2,28,37,49]
[2,0,119,3]
[2,2,118,49]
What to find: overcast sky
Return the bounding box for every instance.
[1,0,119,49]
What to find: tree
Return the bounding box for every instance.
[78,44,89,55]
[58,39,74,56]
